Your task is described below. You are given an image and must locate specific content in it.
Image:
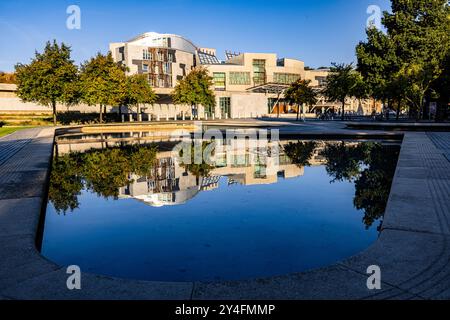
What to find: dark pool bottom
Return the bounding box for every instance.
[41,166,381,282]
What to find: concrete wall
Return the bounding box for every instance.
[229,93,267,118]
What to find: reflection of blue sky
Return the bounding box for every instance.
[42,166,379,282]
[0,0,391,71]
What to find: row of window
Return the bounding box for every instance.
[143,49,174,62]
[213,72,302,88]
[273,73,301,84]
[142,62,172,74]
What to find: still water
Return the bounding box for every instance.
[41,138,400,282]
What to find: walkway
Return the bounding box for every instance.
[0,125,450,299]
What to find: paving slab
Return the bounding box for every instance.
[0,198,42,237]
[2,268,194,300]
[192,265,405,300]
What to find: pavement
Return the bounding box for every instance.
[1,123,450,300]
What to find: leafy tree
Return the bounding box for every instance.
[322,63,365,120]
[357,0,450,120]
[15,40,79,125]
[356,27,399,117]
[284,79,318,121]
[124,74,158,118]
[79,52,126,123]
[172,66,215,119]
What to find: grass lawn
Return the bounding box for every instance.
[0,126,35,138]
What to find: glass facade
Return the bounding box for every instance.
[229,72,251,85]
[213,72,226,90]
[274,73,301,84]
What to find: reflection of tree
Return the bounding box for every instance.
[48,154,83,214]
[284,141,317,166]
[320,142,370,182]
[353,144,399,229]
[320,142,399,230]
[179,141,214,185]
[48,145,157,214]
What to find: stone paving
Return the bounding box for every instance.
[0,125,450,300]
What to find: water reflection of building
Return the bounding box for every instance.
[117,140,324,207]
[57,136,351,207]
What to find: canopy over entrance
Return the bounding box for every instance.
[246,83,290,94]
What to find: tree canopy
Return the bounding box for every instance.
[79,52,127,122]
[123,74,158,114]
[284,79,318,121]
[14,40,79,125]
[172,66,215,118]
[322,63,366,120]
[356,0,450,120]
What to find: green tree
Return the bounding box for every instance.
[15,40,79,125]
[124,74,158,119]
[357,0,450,120]
[172,66,215,119]
[284,79,318,121]
[79,52,126,123]
[356,27,399,117]
[322,63,364,120]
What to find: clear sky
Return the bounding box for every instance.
[0,0,391,72]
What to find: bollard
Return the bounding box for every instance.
[190,114,193,121]
[121,114,125,123]
[157,115,160,121]
[148,114,151,122]
[205,113,208,121]
[212,113,215,120]
[166,114,169,121]
[182,112,185,121]
[129,114,133,122]
[138,114,142,122]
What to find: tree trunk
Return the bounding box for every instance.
[52,101,57,126]
[99,104,103,123]
[341,100,345,121]
[396,100,401,121]
[137,104,141,122]
[296,103,300,121]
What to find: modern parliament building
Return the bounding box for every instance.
[109,32,378,119]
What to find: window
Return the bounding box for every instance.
[229,72,251,85]
[143,49,150,60]
[213,72,226,90]
[142,63,149,72]
[168,52,174,62]
[253,59,266,85]
[219,97,231,118]
[163,62,171,74]
[274,73,301,84]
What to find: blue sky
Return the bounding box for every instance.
[0,0,391,72]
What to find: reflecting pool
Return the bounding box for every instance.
[41,137,400,282]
